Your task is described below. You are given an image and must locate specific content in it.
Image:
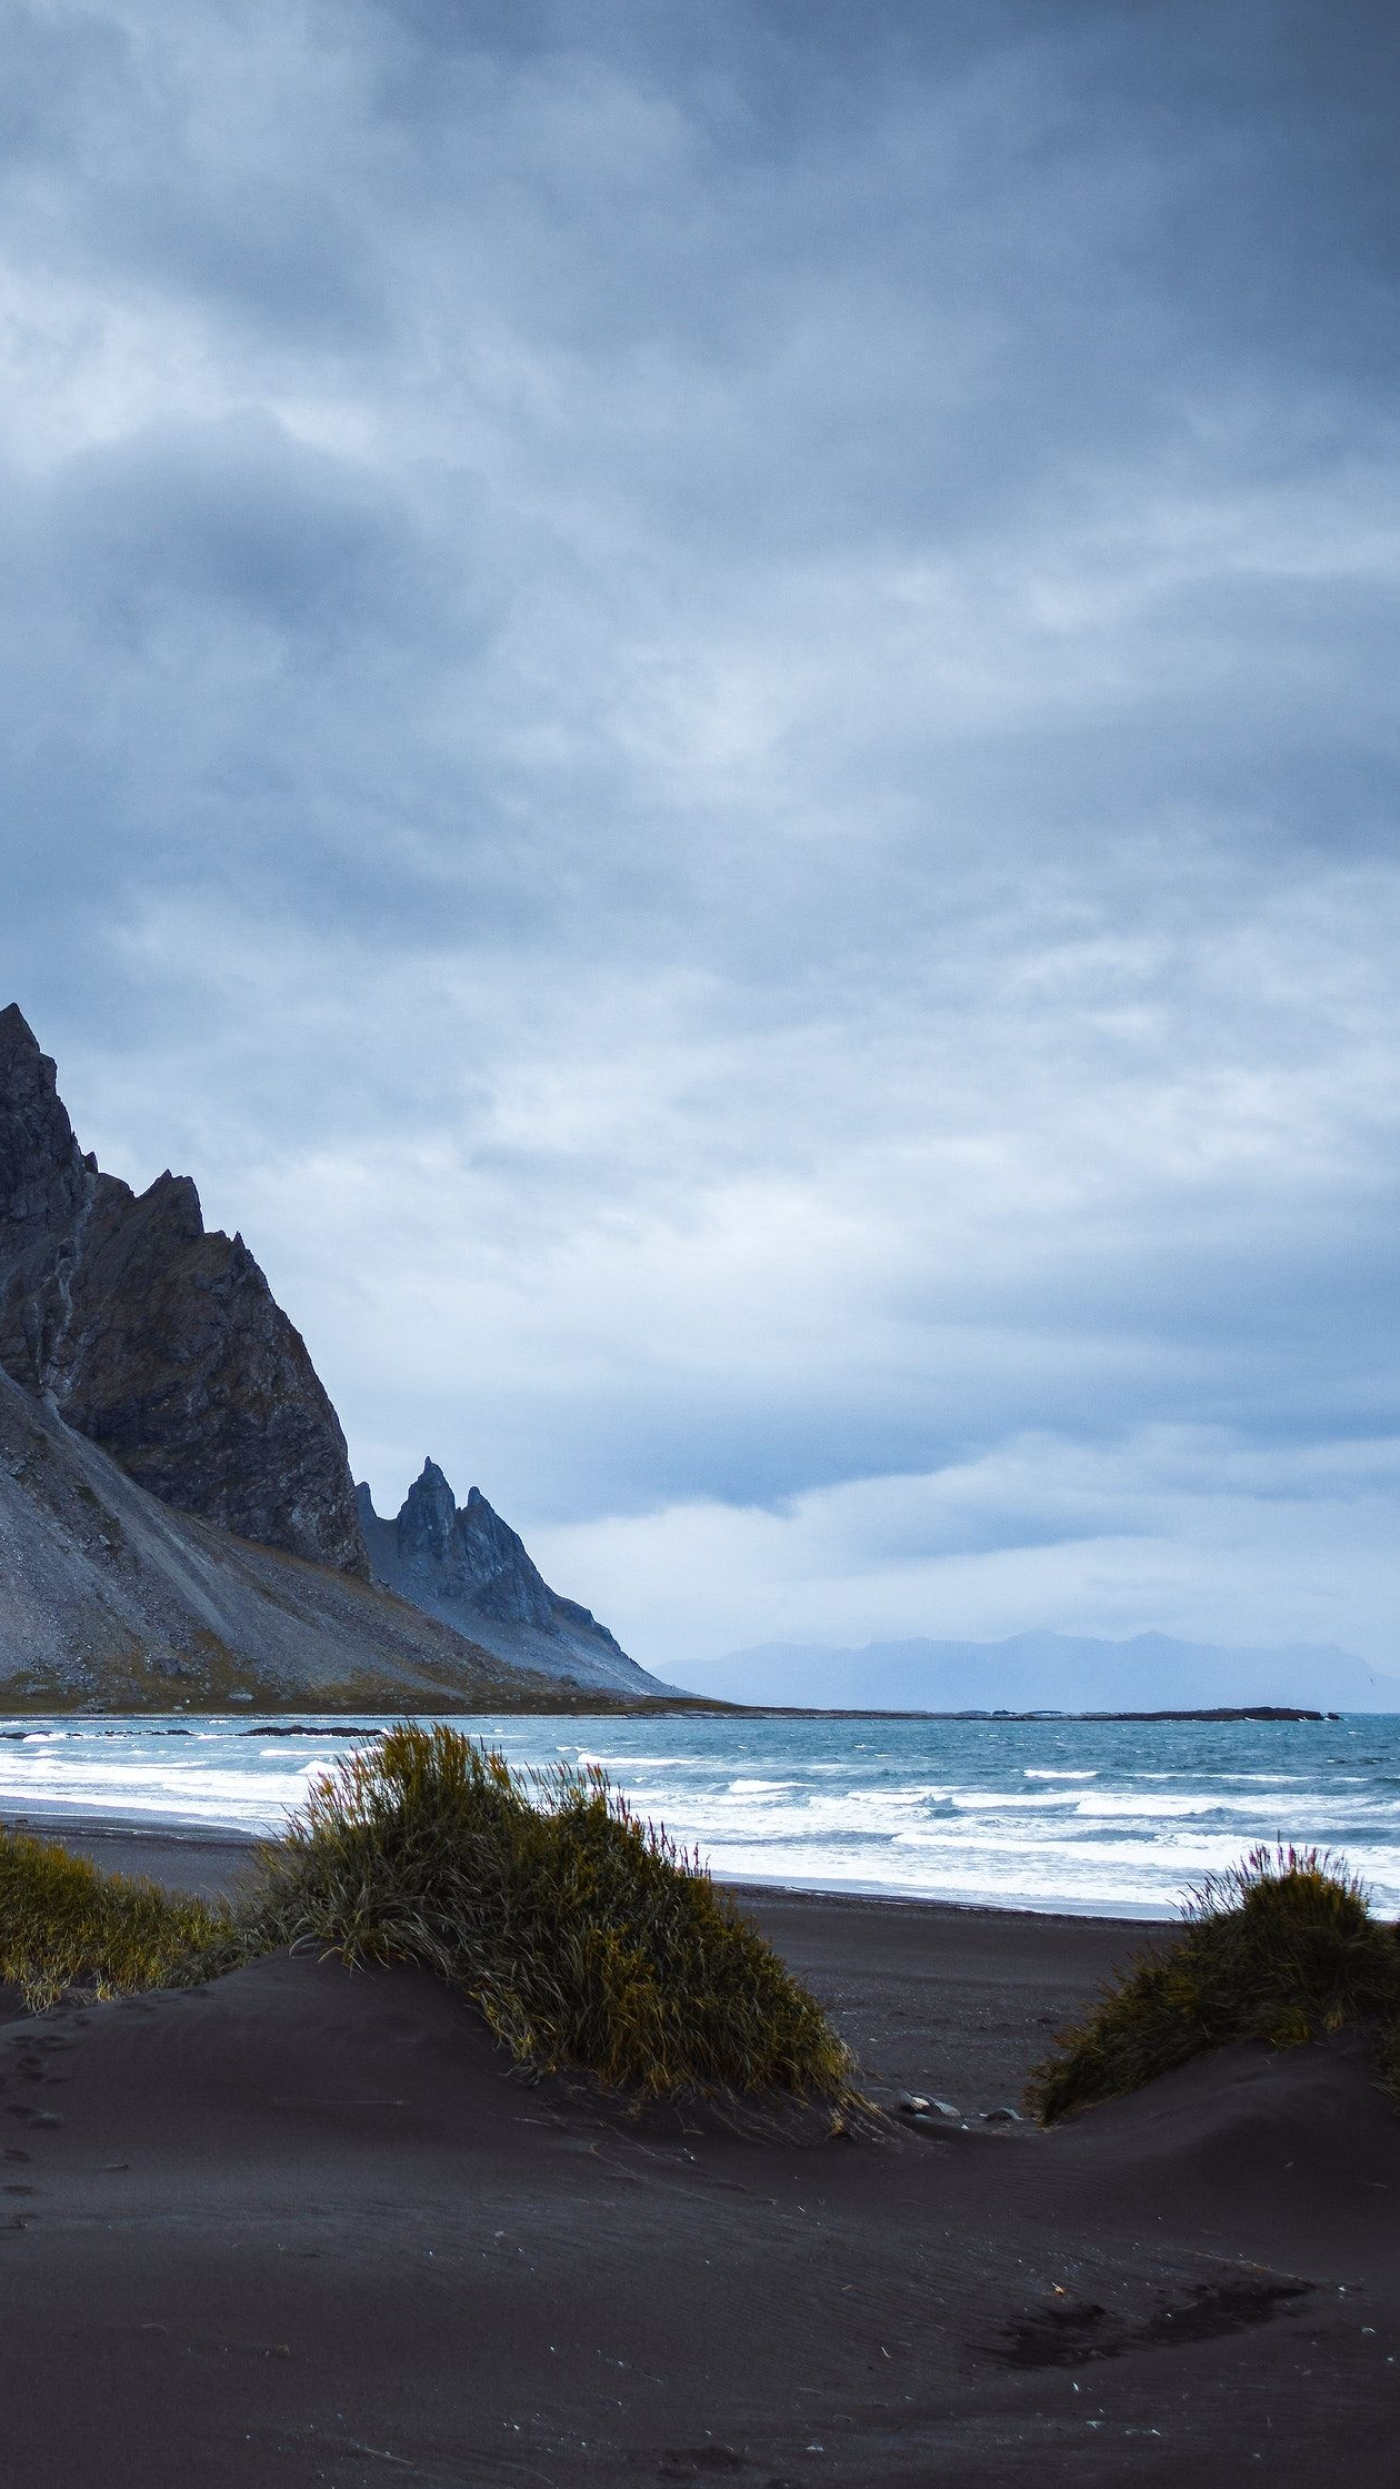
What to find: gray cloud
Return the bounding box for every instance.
[1,0,1397,1666]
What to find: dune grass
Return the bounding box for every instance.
[0,1824,244,2012]
[246,1723,856,2102]
[1028,1843,1400,2124]
[0,1725,855,2106]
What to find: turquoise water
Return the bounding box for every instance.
[2,1711,1399,1918]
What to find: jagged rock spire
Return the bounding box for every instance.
[397,1459,460,1564]
[357,1462,662,1693]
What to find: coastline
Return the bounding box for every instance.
[0,1798,1174,1923]
[0,1697,1345,1719]
[3,1709,1382,1926]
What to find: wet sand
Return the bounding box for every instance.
[0,1813,1396,2484]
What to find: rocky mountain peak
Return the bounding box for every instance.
[0,1006,368,1577]
[397,1459,459,1563]
[358,1462,665,1694]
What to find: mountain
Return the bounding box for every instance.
[0,1006,672,1709]
[357,1462,669,1696]
[0,1358,556,1711]
[670,1631,1400,1713]
[0,1005,365,1573]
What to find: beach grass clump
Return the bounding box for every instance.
[0,1823,244,2012]
[1028,1843,1400,2124]
[247,1722,856,2102]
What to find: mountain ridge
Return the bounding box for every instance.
[0,1358,562,1711]
[671,1630,1400,1713]
[357,1461,670,1695]
[0,1007,672,1708]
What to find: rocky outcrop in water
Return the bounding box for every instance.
[0,1005,367,1575]
[357,1461,668,1694]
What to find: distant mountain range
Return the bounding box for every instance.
[670,1632,1400,1714]
[0,1005,664,1708]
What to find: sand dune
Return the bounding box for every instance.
[0,1840,1396,2486]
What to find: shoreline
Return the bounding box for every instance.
[0,1802,1173,1923]
[0,1698,1360,1719]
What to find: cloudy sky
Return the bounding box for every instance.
[3,0,1398,1674]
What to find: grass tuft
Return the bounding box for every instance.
[245,1724,856,2102]
[1028,1842,1400,2124]
[0,1825,244,2012]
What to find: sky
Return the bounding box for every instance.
[2,0,1398,1675]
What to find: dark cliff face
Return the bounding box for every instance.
[0,1003,93,1360]
[358,1460,665,1692]
[0,1006,368,1577]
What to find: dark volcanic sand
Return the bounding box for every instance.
[0,1819,1397,2485]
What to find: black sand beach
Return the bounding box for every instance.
[1,1816,1396,2485]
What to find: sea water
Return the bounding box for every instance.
[4,1710,1400,1919]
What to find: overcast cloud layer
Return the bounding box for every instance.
[2,1,1398,1674]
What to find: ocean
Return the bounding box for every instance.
[4,1709,1400,1918]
